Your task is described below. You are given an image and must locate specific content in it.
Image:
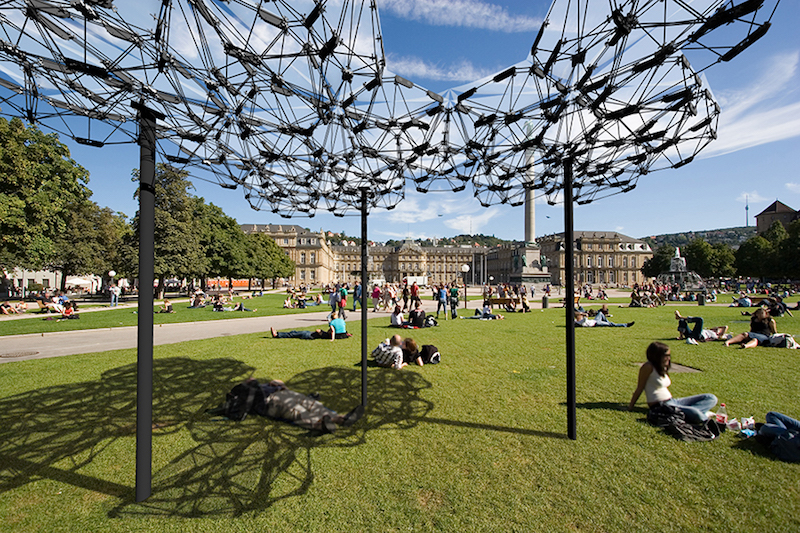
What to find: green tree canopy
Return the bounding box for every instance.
[735,236,773,280]
[123,164,205,295]
[683,239,715,278]
[244,232,295,283]
[193,199,248,280]
[0,118,90,270]
[641,244,674,278]
[49,201,128,291]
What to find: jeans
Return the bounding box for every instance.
[594,311,626,327]
[352,296,361,311]
[437,300,447,317]
[678,316,704,339]
[276,330,313,339]
[758,412,800,438]
[665,393,718,424]
[450,300,458,319]
[110,293,118,307]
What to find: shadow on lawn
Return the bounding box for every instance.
[0,357,434,518]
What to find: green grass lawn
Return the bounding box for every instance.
[0,305,798,532]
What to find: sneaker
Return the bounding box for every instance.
[626,322,635,327]
[686,338,699,345]
[722,333,733,341]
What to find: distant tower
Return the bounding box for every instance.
[745,195,749,227]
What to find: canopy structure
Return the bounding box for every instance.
[0,0,780,500]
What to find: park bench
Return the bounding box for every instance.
[488,297,519,307]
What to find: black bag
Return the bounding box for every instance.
[770,432,800,463]
[424,315,438,328]
[222,380,265,421]
[420,344,440,364]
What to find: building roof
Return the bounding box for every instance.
[537,231,647,243]
[240,223,320,235]
[755,200,796,218]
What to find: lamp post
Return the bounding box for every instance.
[461,264,470,309]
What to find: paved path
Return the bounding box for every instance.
[2,288,712,364]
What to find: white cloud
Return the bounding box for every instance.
[701,51,800,158]
[380,0,541,32]
[736,191,769,203]
[386,54,498,82]
[444,207,502,234]
[786,182,800,194]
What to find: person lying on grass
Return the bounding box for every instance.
[674,310,728,343]
[725,307,777,348]
[372,334,408,369]
[629,341,718,424]
[271,311,350,341]
[210,378,362,433]
[574,310,633,328]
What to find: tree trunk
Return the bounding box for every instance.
[157,275,165,300]
[60,268,68,292]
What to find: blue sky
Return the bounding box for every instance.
[70,0,800,242]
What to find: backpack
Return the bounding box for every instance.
[420,344,440,364]
[424,315,438,328]
[770,432,800,463]
[765,334,798,349]
[221,380,266,421]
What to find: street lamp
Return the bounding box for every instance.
[461,264,470,309]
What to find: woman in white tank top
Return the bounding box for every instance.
[629,342,718,424]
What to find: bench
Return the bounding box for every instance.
[488,297,520,307]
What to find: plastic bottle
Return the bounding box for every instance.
[715,403,728,424]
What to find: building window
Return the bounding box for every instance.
[300,270,306,280]
[631,257,636,268]
[310,269,316,280]
[587,256,592,267]
[310,252,315,264]
[283,238,289,245]
[623,257,628,268]
[300,253,306,264]
[623,272,628,284]
[310,238,316,244]
[609,271,615,283]
[598,256,603,268]
[608,256,614,268]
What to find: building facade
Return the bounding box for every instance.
[536,231,653,287]
[755,200,798,234]
[242,225,485,287]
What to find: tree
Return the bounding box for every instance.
[641,244,674,278]
[244,233,295,287]
[710,243,736,278]
[49,201,128,291]
[193,199,248,285]
[683,239,715,278]
[123,164,204,297]
[735,236,773,280]
[777,220,800,281]
[0,118,90,270]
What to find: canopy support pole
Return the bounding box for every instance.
[133,101,164,502]
[563,157,576,440]
[360,188,369,408]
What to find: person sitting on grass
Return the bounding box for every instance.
[402,338,422,366]
[729,293,752,307]
[372,334,408,369]
[408,301,427,328]
[389,305,406,327]
[674,310,728,344]
[462,302,505,320]
[629,341,718,424]
[725,307,777,348]
[189,293,206,308]
[574,310,633,327]
[157,298,174,313]
[283,296,295,309]
[58,301,79,320]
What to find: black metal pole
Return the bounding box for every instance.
[360,188,368,408]
[133,101,164,502]
[564,158,576,440]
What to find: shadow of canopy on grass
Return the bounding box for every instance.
[0,357,434,518]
